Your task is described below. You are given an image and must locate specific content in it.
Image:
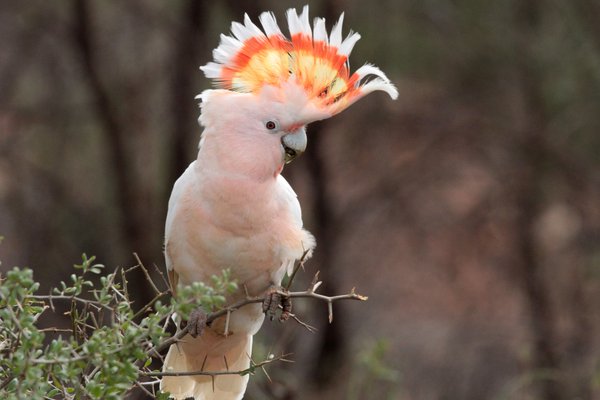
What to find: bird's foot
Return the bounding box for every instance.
[182,307,207,338]
[262,286,292,322]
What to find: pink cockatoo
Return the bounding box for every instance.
[161,5,397,399]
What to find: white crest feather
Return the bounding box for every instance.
[259,11,282,37]
[200,4,398,113]
[299,5,312,37]
[313,17,328,43]
[329,12,344,47]
[200,62,221,79]
[212,34,242,64]
[243,14,264,39]
[354,63,399,99]
[359,79,399,99]
[339,31,361,56]
[286,8,302,36]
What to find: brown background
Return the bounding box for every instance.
[1,0,599,399]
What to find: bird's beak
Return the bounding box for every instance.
[281,127,307,164]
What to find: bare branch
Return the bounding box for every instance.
[284,249,310,291]
[147,283,366,358]
[288,312,318,333]
[141,353,292,378]
[133,253,162,296]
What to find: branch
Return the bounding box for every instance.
[147,273,367,358]
[140,353,292,378]
[284,249,310,291]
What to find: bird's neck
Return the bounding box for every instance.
[196,129,284,182]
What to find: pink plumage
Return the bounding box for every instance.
[161,5,396,399]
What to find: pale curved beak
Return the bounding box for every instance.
[281,127,307,164]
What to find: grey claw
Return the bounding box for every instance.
[262,287,291,322]
[186,307,207,338]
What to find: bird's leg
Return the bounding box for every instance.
[262,286,292,322]
[280,292,292,321]
[182,307,208,338]
[263,287,281,321]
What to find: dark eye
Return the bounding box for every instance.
[265,120,277,130]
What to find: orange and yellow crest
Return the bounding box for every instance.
[201,5,398,116]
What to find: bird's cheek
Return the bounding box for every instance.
[274,163,284,177]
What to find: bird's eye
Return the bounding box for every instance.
[265,120,278,131]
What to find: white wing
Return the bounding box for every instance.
[276,174,303,229]
[276,174,315,276]
[164,161,197,274]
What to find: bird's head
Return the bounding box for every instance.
[198,5,398,164]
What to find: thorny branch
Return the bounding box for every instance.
[5,254,367,396]
[147,270,367,359]
[141,353,293,378]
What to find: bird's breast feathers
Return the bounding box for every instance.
[165,162,313,295]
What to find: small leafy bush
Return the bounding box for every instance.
[0,255,236,399]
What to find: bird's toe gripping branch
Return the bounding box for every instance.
[262,287,292,322]
[182,307,208,338]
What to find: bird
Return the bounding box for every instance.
[160,5,397,399]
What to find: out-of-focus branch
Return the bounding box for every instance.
[302,0,348,386]
[512,1,564,399]
[571,0,600,56]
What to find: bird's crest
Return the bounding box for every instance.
[201,5,398,116]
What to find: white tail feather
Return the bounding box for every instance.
[161,332,252,400]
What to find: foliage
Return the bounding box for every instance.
[0,255,237,399]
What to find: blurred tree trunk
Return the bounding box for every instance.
[512,0,564,398]
[140,3,209,398]
[571,0,600,55]
[306,0,349,389]
[165,0,208,193]
[71,0,155,306]
[304,119,349,388]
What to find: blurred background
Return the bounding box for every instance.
[1,0,600,399]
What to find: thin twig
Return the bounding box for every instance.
[132,291,170,321]
[284,249,310,291]
[120,267,130,303]
[30,295,106,308]
[141,353,291,378]
[288,312,317,333]
[0,375,14,391]
[39,328,73,334]
[132,381,155,397]
[152,262,171,292]
[134,253,161,295]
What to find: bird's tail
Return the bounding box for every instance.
[160,329,252,400]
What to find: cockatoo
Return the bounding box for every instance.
[161,5,397,399]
